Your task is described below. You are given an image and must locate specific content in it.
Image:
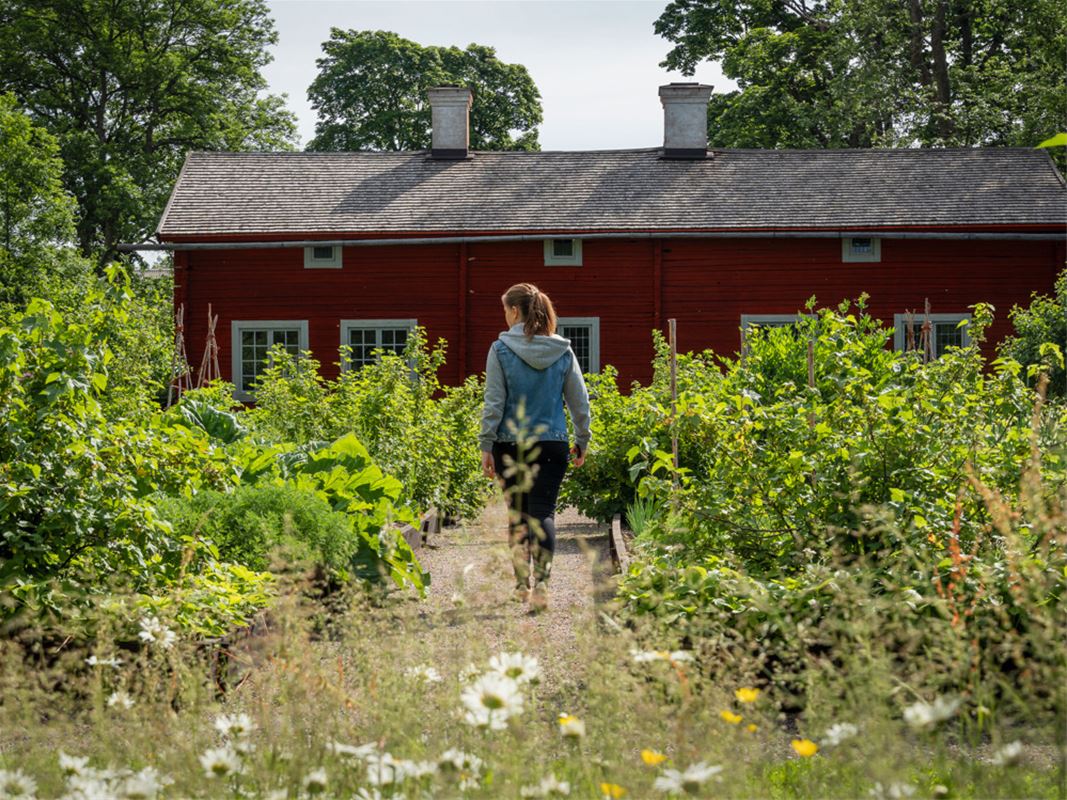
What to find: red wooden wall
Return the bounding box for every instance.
[174,236,1064,390]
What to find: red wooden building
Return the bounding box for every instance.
[152,85,1065,397]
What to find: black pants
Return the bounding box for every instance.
[492,441,568,584]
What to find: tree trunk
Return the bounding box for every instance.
[931,0,955,140]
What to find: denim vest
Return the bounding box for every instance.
[493,340,571,443]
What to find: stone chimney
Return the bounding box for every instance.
[427,86,473,159]
[659,83,713,159]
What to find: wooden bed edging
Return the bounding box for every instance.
[398,507,441,550]
[609,513,632,575]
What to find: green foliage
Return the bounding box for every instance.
[249,328,492,522]
[307,29,542,151]
[0,0,297,263]
[655,0,1067,151]
[0,93,86,313]
[0,273,176,597]
[156,484,366,575]
[998,268,1067,398]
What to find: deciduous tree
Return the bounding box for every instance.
[307,30,542,152]
[655,0,1066,150]
[0,0,298,265]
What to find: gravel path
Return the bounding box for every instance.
[391,499,612,692]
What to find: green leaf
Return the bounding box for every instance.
[1036,133,1067,148]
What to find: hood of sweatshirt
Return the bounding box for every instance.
[497,323,572,370]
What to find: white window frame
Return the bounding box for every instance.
[543,238,583,266]
[841,237,881,263]
[339,318,418,370]
[557,316,600,373]
[304,244,342,269]
[231,320,309,401]
[893,313,971,358]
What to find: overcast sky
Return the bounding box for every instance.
[262,0,734,151]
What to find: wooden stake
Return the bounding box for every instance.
[197,304,221,387]
[669,318,679,475]
[167,304,192,407]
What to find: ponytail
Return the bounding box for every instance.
[502,283,557,337]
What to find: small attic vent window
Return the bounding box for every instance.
[544,238,582,266]
[842,237,881,263]
[304,245,342,269]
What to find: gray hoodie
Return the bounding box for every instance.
[479,323,592,453]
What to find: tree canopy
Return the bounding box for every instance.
[0,93,85,313]
[655,0,1067,150]
[307,30,542,152]
[0,0,298,265]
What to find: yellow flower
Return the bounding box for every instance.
[720,710,743,724]
[640,749,667,766]
[746,723,758,733]
[735,687,761,703]
[558,713,586,738]
[600,783,626,799]
[791,739,819,757]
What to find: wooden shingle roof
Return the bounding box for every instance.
[157,147,1066,238]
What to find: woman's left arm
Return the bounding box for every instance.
[562,352,591,459]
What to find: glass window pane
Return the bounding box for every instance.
[934,321,964,355]
[312,245,334,260]
[561,325,591,373]
[552,239,574,257]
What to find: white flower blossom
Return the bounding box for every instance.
[488,652,542,685]
[460,673,524,729]
[653,762,723,794]
[107,691,135,710]
[58,752,90,776]
[326,741,380,760]
[990,740,1024,766]
[84,655,122,669]
[870,782,917,799]
[557,713,586,739]
[822,722,860,747]
[521,774,572,797]
[903,696,960,729]
[630,649,693,664]
[137,617,177,650]
[302,767,328,795]
[459,663,482,684]
[199,746,243,779]
[213,713,256,739]
[117,767,169,799]
[363,753,404,787]
[404,665,444,684]
[0,769,37,798]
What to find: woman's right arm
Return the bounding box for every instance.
[479,345,505,455]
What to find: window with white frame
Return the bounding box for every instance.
[841,237,881,263]
[304,245,342,268]
[557,317,600,373]
[340,319,417,369]
[231,320,308,397]
[893,313,970,358]
[543,238,583,266]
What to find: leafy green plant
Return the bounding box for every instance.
[998,267,1066,398]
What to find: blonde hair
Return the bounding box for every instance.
[502,283,557,337]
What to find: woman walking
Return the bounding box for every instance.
[479,283,591,611]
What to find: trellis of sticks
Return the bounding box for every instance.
[167,304,192,407]
[197,304,221,387]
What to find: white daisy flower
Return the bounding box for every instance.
[653,762,723,794]
[84,655,122,668]
[326,741,380,760]
[488,652,542,685]
[399,760,438,780]
[460,673,524,729]
[869,782,917,799]
[117,766,169,799]
[364,753,404,787]
[990,740,1024,766]
[437,749,484,775]
[630,649,693,664]
[459,663,482,684]
[107,690,135,710]
[137,617,177,650]
[302,767,327,795]
[214,712,256,739]
[0,768,36,798]
[557,713,586,739]
[199,746,243,778]
[58,751,90,776]
[903,696,959,729]
[822,722,860,747]
[404,665,444,683]
[521,773,572,797]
